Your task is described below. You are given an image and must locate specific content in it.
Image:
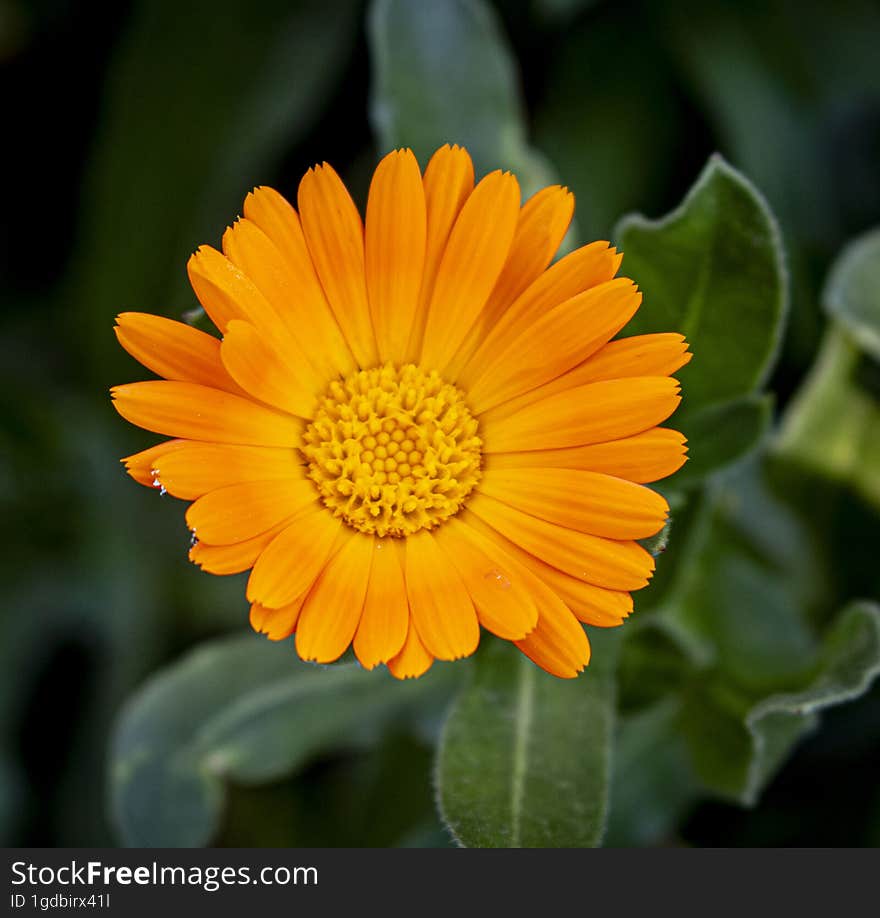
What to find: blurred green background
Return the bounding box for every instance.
[2,0,879,847]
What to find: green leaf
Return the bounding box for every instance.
[825,228,880,360]
[646,446,880,804]
[605,699,699,846]
[368,0,558,197]
[682,601,880,804]
[437,632,618,847]
[661,460,823,692]
[659,1,880,380]
[615,154,788,415]
[777,227,880,510]
[111,634,460,846]
[745,601,880,797]
[671,394,774,490]
[778,326,880,510]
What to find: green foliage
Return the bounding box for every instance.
[368,0,558,197]
[0,0,362,845]
[605,700,696,847]
[824,229,880,361]
[616,155,786,487]
[100,5,878,851]
[779,228,880,509]
[6,0,879,850]
[681,601,880,804]
[111,635,461,846]
[437,633,617,847]
[609,454,880,841]
[605,207,880,843]
[616,155,787,409]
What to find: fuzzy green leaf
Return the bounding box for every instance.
[778,326,880,510]
[111,634,459,846]
[778,228,880,508]
[682,601,880,804]
[437,632,617,848]
[615,155,787,415]
[605,699,698,846]
[824,227,880,361]
[644,448,880,806]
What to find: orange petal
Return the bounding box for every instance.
[220,319,318,418]
[468,278,643,413]
[387,615,434,679]
[250,596,306,641]
[487,428,689,484]
[121,439,188,487]
[296,531,373,663]
[190,518,294,575]
[186,245,289,337]
[114,313,242,393]
[464,510,632,627]
[513,573,591,678]
[222,212,355,380]
[151,443,303,500]
[468,492,654,591]
[445,184,574,378]
[457,510,592,676]
[458,240,622,388]
[571,333,692,386]
[406,143,474,362]
[433,518,538,640]
[247,507,341,608]
[354,539,409,669]
[483,333,692,422]
[404,530,480,660]
[110,381,301,446]
[365,149,427,364]
[481,376,682,453]
[242,185,307,255]
[298,162,378,368]
[536,565,633,628]
[484,185,575,325]
[420,170,520,373]
[478,467,668,540]
[185,478,317,544]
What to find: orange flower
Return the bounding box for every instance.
[112,145,690,679]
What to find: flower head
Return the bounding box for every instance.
[112,144,690,679]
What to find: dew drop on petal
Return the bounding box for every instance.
[483,568,511,591]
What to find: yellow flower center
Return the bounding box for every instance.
[302,363,482,537]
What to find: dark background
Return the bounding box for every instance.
[2,0,879,846]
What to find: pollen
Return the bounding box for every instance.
[302,364,483,537]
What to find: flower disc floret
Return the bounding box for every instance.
[302,363,482,537]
